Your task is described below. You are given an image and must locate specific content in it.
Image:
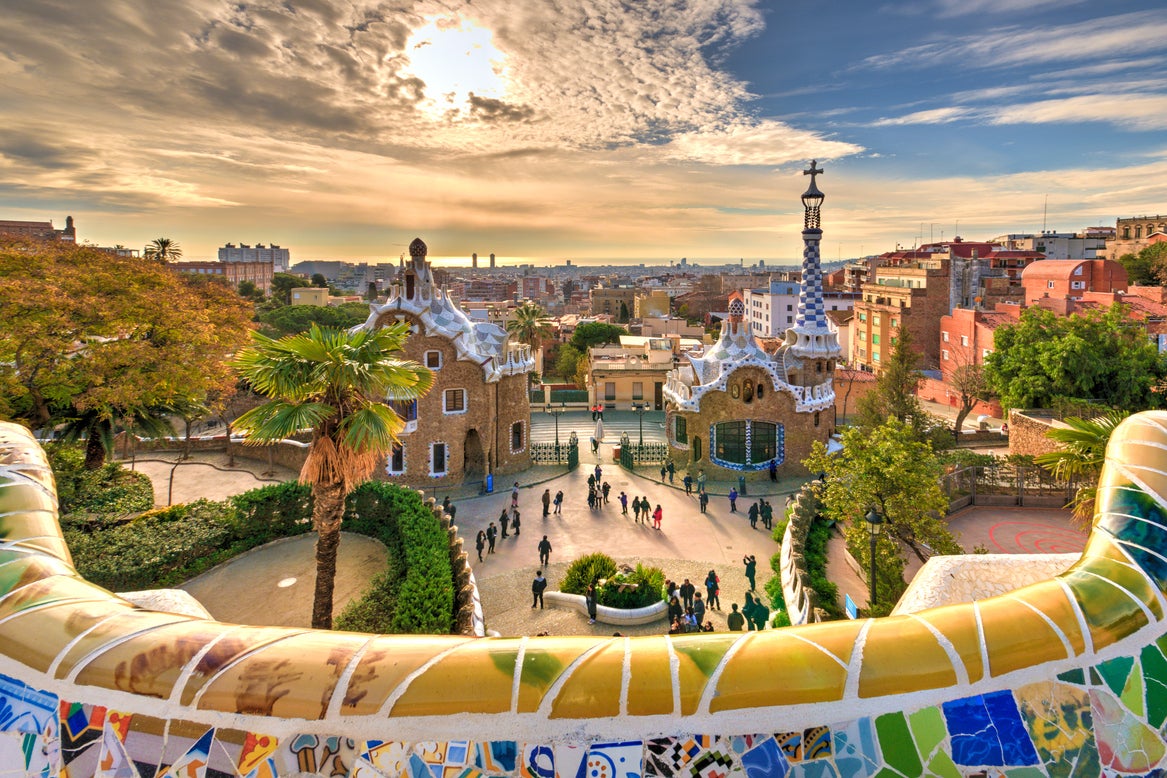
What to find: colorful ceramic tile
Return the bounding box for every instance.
[739,737,789,778]
[786,761,838,778]
[95,720,139,778]
[522,744,555,778]
[1097,655,1136,698]
[553,743,587,778]
[351,756,394,778]
[831,719,879,778]
[1091,688,1166,773]
[942,691,1040,768]
[0,673,57,741]
[1015,680,1098,778]
[475,740,518,774]
[873,712,921,777]
[59,701,108,775]
[278,733,357,776]
[586,740,642,778]
[365,741,411,775]
[906,707,945,767]
[689,746,739,778]
[208,727,277,778]
[1144,642,1167,729]
[158,727,213,778]
[645,736,723,777]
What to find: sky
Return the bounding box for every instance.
[2,0,1166,265]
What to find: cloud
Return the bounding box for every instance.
[871,107,972,127]
[661,121,864,166]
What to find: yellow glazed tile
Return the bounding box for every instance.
[1010,580,1086,656]
[858,616,957,698]
[0,598,131,673]
[979,595,1068,677]
[673,634,740,714]
[518,638,606,713]
[339,635,472,716]
[915,605,984,683]
[0,552,75,598]
[55,610,197,680]
[180,625,312,706]
[627,635,675,716]
[390,638,521,716]
[195,630,370,719]
[711,625,857,712]
[0,508,73,563]
[1071,556,1162,620]
[550,638,623,719]
[1062,569,1150,651]
[72,620,241,699]
[0,574,118,620]
[784,619,862,664]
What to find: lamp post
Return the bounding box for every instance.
[631,402,648,448]
[865,507,884,608]
[546,403,566,464]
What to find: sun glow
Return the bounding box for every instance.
[404,17,509,120]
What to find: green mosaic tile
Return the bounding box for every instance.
[1089,667,1103,686]
[1058,668,1086,686]
[907,706,946,762]
[1121,658,1145,718]
[1096,655,1134,698]
[874,712,922,778]
[1142,642,1167,728]
[925,750,961,778]
[1005,768,1047,777]
[1016,681,1095,778]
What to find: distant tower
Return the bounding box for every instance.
[63,215,76,242]
[490,253,496,269]
[472,252,478,269]
[784,161,841,360]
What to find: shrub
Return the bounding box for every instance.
[561,552,618,595]
[596,563,664,609]
[229,481,312,544]
[48,444,153,522]
[803,517,841,618]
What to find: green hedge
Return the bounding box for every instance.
[561,553,663,609]
[48,444,153,524]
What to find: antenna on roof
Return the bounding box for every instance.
[1042,194,1048,233]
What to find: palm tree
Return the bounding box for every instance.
[1035,410,1129,525]
[144,237,182,263]
[58,402,178,470]
[506,302,553,387]
[231,323,432,629]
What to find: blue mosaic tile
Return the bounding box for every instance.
[943,691,1039,767]
[740,738,789,778]
[587,741,642,778]
[477,740,518,774]
[831,719,879,778]
[523,744,556,778]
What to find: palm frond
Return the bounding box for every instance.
[339,403,404,453]
[234,400,335,443]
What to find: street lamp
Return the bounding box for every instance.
[865,507,884,607]
[631,402,649,448]
[546,403,566,463]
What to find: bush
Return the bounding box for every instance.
[48,444,153,523]
[596,563,664,609]
[229,481,312,544]
[803,517,841,619]
[561,552,619,595]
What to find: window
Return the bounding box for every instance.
[873,315,881,326]
[674,415,687,445]
[425,350,442,369]
[1071,281,1085,290]
[872,334,880,345]
[1073,265,1084,276]
[786,304,793,311]
[387,443,405,474]
[431,442,447,475]
[632,382,643,400]
[1048,281,1055,289]
[711,420,782,469]
[511,422,524,451]
[756,384,764,399]
[942,349,950,361]
[891,319,898,328]
[983,348,992,358]
[787,317,792,324]
[960,335,969,346]
[873,351,881,362]
[604,382,616,401]
[743,380,754,403]
[859,312,867,322]
[814,411,820,427]
[443,389,466,414]
[941,331,949,342]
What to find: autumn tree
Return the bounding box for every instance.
[0,238,254,467]
[805,418,961,610]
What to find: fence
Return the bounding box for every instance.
[942,464,1074,512]
[617,436,670,468]
[530,439,579,466]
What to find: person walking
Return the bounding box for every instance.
[743,554,757,591]
[748,501,759,529]
[554,490,564,514]
[618,491,628,515]
[511,481,520,511]
[532,570,548,609]
[761,499,774,531]
[486,522,497,553]
[601,481,611,505]
[587,473,596,492]
[727,603,745,631]
[511,507,521,537]
[632,496,641,522]
[683,473,693,495]
[705,569,720,610]
[768,458,778,482]
[699,489,709,514]
[442,495,456,519]
[666,461,675,483]
[729,487,738,513]
[697,469,707,493]
[679,579,695,610]
[659,463,667,481]
[475,530,486,563]
[541,489,551,517]
[652,504,663,530]
[499,508,510,538]
[538,535,552,567]
[585,584,598,624]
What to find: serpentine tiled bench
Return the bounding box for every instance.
[4,414,1167,776]
[542,591,668,626]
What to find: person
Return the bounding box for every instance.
[1001,422,1009,435]
[591,436,599,455]
[591,404,598,422]
[699,489,709,514]
[486,522,497,553]
[665,579,677,600]
[702,621,715,633]
[554,490,564,514]
[641,496,651,523]
[538,535,552,567]
[743,592,757,630]
[746,593,769,630]
[442,495,456,519]
[585,583,598,624]
[595,464,603,483]
[541,488,551,517]
[596,404,603,421]
[666,461,675,483]
[738,474,747,497]
[660,463,667,481]
[693,592,706,625]
[669,617,684,635]
[619,491,628,515]
[652,504,663,530]
[512,482,520,510]
[511,507,521,537]
[632,496,641,522]
[697,469,707,493]
[761,499,774,531]
[532,570,548,609]
[587,473,596,491]
[667,594,683,625]
[683,473,693,495]
[727,603,745,631]
[704,569,720,610]
[729,487,738,513]
[743,554,757,591]
[684,607,698,631]
[475,530,485,563]
[499,508,510,538]
[748,501,759,529]
[768,458,778,482]
[601,481,611,504]
[587,488,596,510]
[679,579,695,610]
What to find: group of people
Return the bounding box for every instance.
[747,499,775,531]
[665,569,723,633]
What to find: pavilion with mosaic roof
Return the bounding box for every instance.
[662,161,841,479]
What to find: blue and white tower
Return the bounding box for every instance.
[784,160,842,360]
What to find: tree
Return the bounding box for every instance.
[232,323,433,629]
[855,327,935,441]
[554,344,582,381]
[1118,249,1159,286]
[618,301,629,323]
[1034,410,1129,525]
[270,272,304,306]
[949,358,993,443]
[805,419,961,608]
[144,237,182,263]
[311,273,329,288]
[985,304,1167,412]
[0,238,253,467]
[569,322,626,351]
[256,303,370,338]
[237,280,265,301]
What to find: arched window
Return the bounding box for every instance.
[743,380,754,403]
[814,411,820,427]
[711,421,782,469]
[756,384,764,400]
[511,422,523,451]
[1136,226,1143,238]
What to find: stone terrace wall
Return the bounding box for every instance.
[1008,409,1063,457]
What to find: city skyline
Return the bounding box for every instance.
[2,0,1166,263]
